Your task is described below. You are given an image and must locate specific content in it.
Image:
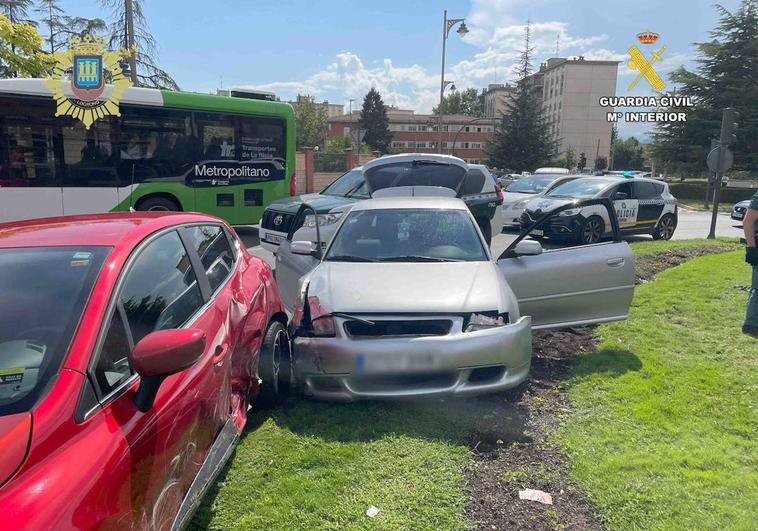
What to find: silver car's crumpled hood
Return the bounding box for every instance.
[304,261,517,315]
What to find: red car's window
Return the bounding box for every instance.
[0,246,109,416]
[182,225,235,293]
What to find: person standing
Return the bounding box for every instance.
[743,191,758,338]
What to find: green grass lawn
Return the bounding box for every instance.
[191,400,476,530]
[558,250,758,529]
[628,237,739,257]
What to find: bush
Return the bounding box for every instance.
[669,183,755,203]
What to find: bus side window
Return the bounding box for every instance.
[196,113,236,161]
[118,106,196,183]
[58,116,119,187]
[0,97,58,187]
[238,116,285,162]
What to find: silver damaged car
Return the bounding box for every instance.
[275,188,635,401]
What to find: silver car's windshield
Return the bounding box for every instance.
[548,178,616,199]
[325,208,488,263]
[505,175,561,194]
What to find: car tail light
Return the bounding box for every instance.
[495,183,504,204]
[290,173,297,196]
[311,316,336,337]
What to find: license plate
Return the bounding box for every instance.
[531,229,544,236]
[734,213,744,220]
[263,233,284,244]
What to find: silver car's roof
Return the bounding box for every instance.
[348,196,469,212]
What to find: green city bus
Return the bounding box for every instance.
[0,79,296,225]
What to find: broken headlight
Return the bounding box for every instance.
[464,312,509,332]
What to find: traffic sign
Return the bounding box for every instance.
[707,146,734,174]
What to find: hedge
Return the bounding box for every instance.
[669,183,756,203]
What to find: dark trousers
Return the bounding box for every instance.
[746,264,758,328]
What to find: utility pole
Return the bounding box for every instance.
[125,0,138,85]
[349,98,355,152]
[707,108,739,239]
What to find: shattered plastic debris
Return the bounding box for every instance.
[518,488,553,505]
[366,506,380,518]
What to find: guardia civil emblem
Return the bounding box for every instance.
[43,35,132,129]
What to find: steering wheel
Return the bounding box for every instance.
[13,326,63,348]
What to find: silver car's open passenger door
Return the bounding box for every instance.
[275,204,323,313]
[496,199,635,330]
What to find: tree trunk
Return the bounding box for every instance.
[125,0,138,85]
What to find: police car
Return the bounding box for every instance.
[520,176,678,244]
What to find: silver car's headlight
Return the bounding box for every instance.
[465,312,508,332]
[303,212,343,228]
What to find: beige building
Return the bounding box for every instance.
[289,94,345,118]
[479,83,517,118]
[528,57,619,169]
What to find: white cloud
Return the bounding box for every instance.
[248,13,694,118]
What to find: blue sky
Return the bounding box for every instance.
[59,0,741,138]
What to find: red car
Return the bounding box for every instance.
[0,213,291,529]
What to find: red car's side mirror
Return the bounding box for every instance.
[130,328,206,412]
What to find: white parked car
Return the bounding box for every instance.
[501,174,578,228]
[273,190,635,400]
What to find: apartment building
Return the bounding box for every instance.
[479,83,517,118]
[328,109,494,164]
[528,57,619,169]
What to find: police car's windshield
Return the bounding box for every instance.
[547,178,617,199]
[321,169,368,198]
[506,175,562,194]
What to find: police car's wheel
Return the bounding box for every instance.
[258,321,292,406]
[580,216,604,244]
[653,214,676,240]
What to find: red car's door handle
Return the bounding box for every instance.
[213,344,229,367]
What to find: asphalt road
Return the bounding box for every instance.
[238,207,745,269]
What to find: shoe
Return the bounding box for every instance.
[743,325,758,338]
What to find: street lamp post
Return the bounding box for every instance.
[438,9,468,153]
[348,98,355,151]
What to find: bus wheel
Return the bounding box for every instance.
[136,196,180,212]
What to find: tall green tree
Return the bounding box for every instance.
[651,0,758,175]
[293,95,328,149]
[35,0,64,53]
[613,136,646,170]
[485,21,554,172]
[0,13,53,77]
[434,87,483,117]
[0,0,35,24]
[359,87,392,154]
[101,0,178,90]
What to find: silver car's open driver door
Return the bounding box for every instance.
[496,199,635,330]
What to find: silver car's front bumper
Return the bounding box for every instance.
[293,315,532,401]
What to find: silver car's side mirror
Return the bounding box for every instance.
[514,240,543,256]
[291,240,319,256]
